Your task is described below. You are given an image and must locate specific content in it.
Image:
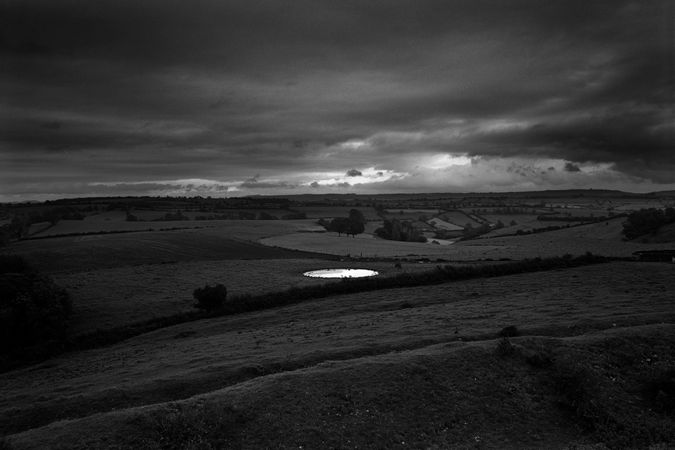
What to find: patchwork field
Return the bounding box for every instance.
[261,231,469,258]
[3,192,675,448]
[2,262,675,448]
[260,217,673,259]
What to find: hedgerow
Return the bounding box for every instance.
[1,253,611,372]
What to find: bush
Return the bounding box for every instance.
[499,325,520,338]
[0,254,32,274]
[0,255,71,362]
[193,284,227,310]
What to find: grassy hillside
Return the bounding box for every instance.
[2,225,328,273]
[2,262,674,448]
[5,326,675,449]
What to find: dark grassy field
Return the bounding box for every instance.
[2,228,329,273]
[2,195,675,448]
[2,262,674,448]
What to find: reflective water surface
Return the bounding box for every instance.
[303,268,379,278]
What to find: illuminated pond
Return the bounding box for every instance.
[303,268,379,279]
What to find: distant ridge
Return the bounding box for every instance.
[3,189,675,205]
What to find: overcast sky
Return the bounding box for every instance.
[1,0,673,200]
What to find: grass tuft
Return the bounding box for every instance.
[135,403,249,450]
[495,338,517,357]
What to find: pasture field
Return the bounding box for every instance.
[260,231,476,258]
[25,221,52,236]
[4,222,327,273]
[3,262,675,448]
[439,210,482,227]
[56,258,433,335]
[260,217,672,259]
[29,216,323,238]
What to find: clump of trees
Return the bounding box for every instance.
[193,284,227,311]
[622,208,675,240]
[375,219,426,242]
[325,209,366,237]
[0,255,72,366]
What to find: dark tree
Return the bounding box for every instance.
[0,255,71,358]
[328,217,351,236]
[345,219,365,237]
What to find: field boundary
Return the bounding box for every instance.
[0,253,618,374]
[17,226,205,241]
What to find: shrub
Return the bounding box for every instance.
[499,325,520,338]
[193,284,227,310]
[0,256,71,362]
[0,254,32,274]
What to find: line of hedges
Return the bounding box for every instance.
[18,226,205,241]
[220,253,609,315]
[74,254,608,349]
[1,253,611,372]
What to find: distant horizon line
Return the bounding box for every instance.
[4,187,675,205]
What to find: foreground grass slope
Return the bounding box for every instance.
[6,324,675,449]
[1,262,674,448]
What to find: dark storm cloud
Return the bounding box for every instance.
[1,0,673,199]
[564,162,581,173]
[463,108,674,181]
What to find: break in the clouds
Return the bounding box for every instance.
[1,0,673,200]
